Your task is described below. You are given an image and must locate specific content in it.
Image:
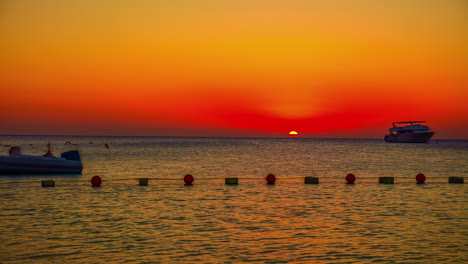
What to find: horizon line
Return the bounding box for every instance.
[0,134,466,141]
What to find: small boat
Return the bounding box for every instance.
[0,143,83,174]
[384,121,435,143]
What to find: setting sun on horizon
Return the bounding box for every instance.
[1,0,467,139]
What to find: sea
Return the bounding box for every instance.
[0,135,466,263]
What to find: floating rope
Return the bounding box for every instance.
[0,175,463,186]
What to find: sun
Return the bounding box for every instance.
[289,131,298,137]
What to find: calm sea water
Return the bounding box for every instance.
[0,136,466,263]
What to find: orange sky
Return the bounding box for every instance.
[1,0,467,138]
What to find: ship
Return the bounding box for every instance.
[0,143,83,174]
[384,121,435,143]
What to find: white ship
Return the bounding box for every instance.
[0,144,83,174]
[384,121,435,143]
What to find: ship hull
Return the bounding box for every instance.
[0,155,83,174]
[384,132,434,143]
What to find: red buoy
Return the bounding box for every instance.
[184,174,194,185]
[91,175,102,186]
[416,173,426,184]
[345,173,356,184]
[266,174,276,184]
